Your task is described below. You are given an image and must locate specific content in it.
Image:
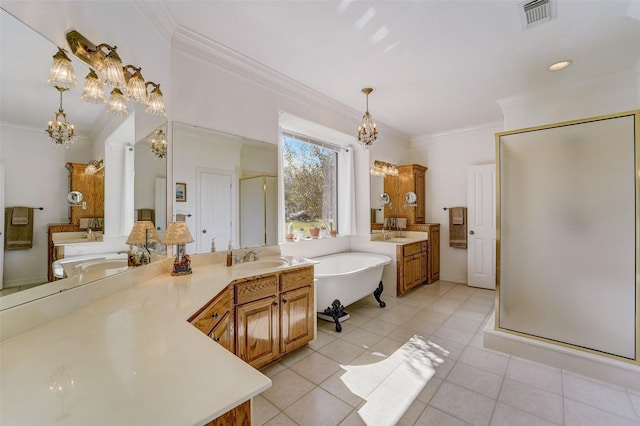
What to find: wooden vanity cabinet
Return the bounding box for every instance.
[397,241,427,295]
[397,164,427,225]
[234,266,315,369]
[189,287,234,353]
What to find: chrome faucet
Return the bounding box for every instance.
[241,249,261,263]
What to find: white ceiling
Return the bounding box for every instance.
[2,1,639,140]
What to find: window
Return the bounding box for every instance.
[282,131,338,235]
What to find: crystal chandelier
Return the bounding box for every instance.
[46,87,77,147]
[150,129,167,159]
[357,87,378,149]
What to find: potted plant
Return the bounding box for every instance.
[285,222,294,241]
[309,224,320,238]
[329,219,337,237]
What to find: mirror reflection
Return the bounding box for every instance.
[0,9,167,306]
[172,122,278,254]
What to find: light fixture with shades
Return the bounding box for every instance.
[126,221,160,266]
[370,160,398,176]
[47,48,78,90]
[63,30,166,117]
[85,159,104,176]
[162,221,195,276]
[80,69,106,104]
[46,86,77,146]
[357,87,378,149]
[150,129,167,159]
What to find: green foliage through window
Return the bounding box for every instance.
[282,131,338,233]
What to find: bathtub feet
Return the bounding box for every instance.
[323,299,345,332]
[373,281,386,308]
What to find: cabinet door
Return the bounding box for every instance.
[235,296,279,368]
[281,286,314,354]
[209,312,233,353]
[428,225,440,284]
[420,251,428,284]
[414,170,425,223]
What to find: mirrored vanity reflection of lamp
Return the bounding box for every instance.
[126,221,159,267]
[162,221,194,276]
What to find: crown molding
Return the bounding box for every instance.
[411,120,504,147]
[171,26,409,143]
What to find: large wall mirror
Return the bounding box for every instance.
[0,9,166,307]
[172,122,278,254]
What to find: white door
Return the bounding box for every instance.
[467,164,496,289]
[198,171,232,253]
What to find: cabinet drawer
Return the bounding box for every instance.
[280,266,313,292]
[189,288,232,334]
[403,242,424,256]
[235,274,278,305]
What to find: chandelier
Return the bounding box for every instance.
[357,87,378,149]
[150,129,167,159]
[46,86,77,147]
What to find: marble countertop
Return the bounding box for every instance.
[0,256,313,425]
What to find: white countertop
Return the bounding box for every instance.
[0,256,311,425]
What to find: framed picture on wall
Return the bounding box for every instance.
[176,183,187,202]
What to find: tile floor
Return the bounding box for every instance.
[254,281,640,426]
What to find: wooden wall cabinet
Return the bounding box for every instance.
[384,164,427,225]
[66,162,104,228]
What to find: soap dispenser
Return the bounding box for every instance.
[226,240,233,266]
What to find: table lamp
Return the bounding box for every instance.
[126,221,159,266]
[162,221,194,275]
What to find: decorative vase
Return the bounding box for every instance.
[330,229,338,237]
[309,227,320,238]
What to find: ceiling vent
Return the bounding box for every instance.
[519,0,555,29]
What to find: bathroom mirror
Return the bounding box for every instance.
[0,9,167,305]
[370,173,400,229]
[172,122,278,253]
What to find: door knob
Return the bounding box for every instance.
[469,230,475,235]
[202,229,207,233]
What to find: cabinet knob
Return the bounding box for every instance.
[273,302,278,307]
[213,337,220,343]
[469,230,475,235]
[282,299,288,304]
[212,312,218,319]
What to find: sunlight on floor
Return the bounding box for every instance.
[339,335,449,425]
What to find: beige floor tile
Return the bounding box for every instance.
[442,315,482,334]
[307,329,337,350]
[446,362,504,399]
[260,361,287,378]
[564,398,640,426]
[341,311,371,327]
[459,346,510,376]
[337,326,384,348]
[563,371,638,420]
[358,317,398,335]
[414,309,450,324]
[289,351,341,385]
[284,387,352,426]
[433,325,475,346]
[262,413,299,426]
[253,394,281,426]
[430,381,497,426]
[319,370,365,407]
[377,309,413,326]
[396,399,428,425]
[339,410,366,425]
[415,406,472,425]
[426,335,467,361]
[317,338,367,364]
[415,376,443,404]
[279,346,313,367]
[498,378,563,424]
[490,402,560,426]
[261,369,315,410]
[506,356,563,395]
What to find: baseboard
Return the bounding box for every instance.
[483,313,640,392]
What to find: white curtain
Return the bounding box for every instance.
[338,145,356,235]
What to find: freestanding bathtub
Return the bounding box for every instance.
[312,252,391,332]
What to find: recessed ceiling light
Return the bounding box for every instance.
[548,60,573,72]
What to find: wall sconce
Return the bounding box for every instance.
[85,159,104,175]
[47,48,78,90]
[126,221,159,266]
[162,221,195,276]
[370,160,398,177]
[63,30,166,117]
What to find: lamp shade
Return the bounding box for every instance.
[162,221,194,245]
[126,221,159,245]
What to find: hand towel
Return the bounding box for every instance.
[138,208,155,223]
[176,214,186,222]
[451,207,464,225]
[5,207,34,250]
[448,207,467,249]
[11,207,29,225]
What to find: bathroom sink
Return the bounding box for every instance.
[233,258,287,271]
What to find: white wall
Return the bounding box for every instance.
[0,124,92,286]
[410,122,503,284]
